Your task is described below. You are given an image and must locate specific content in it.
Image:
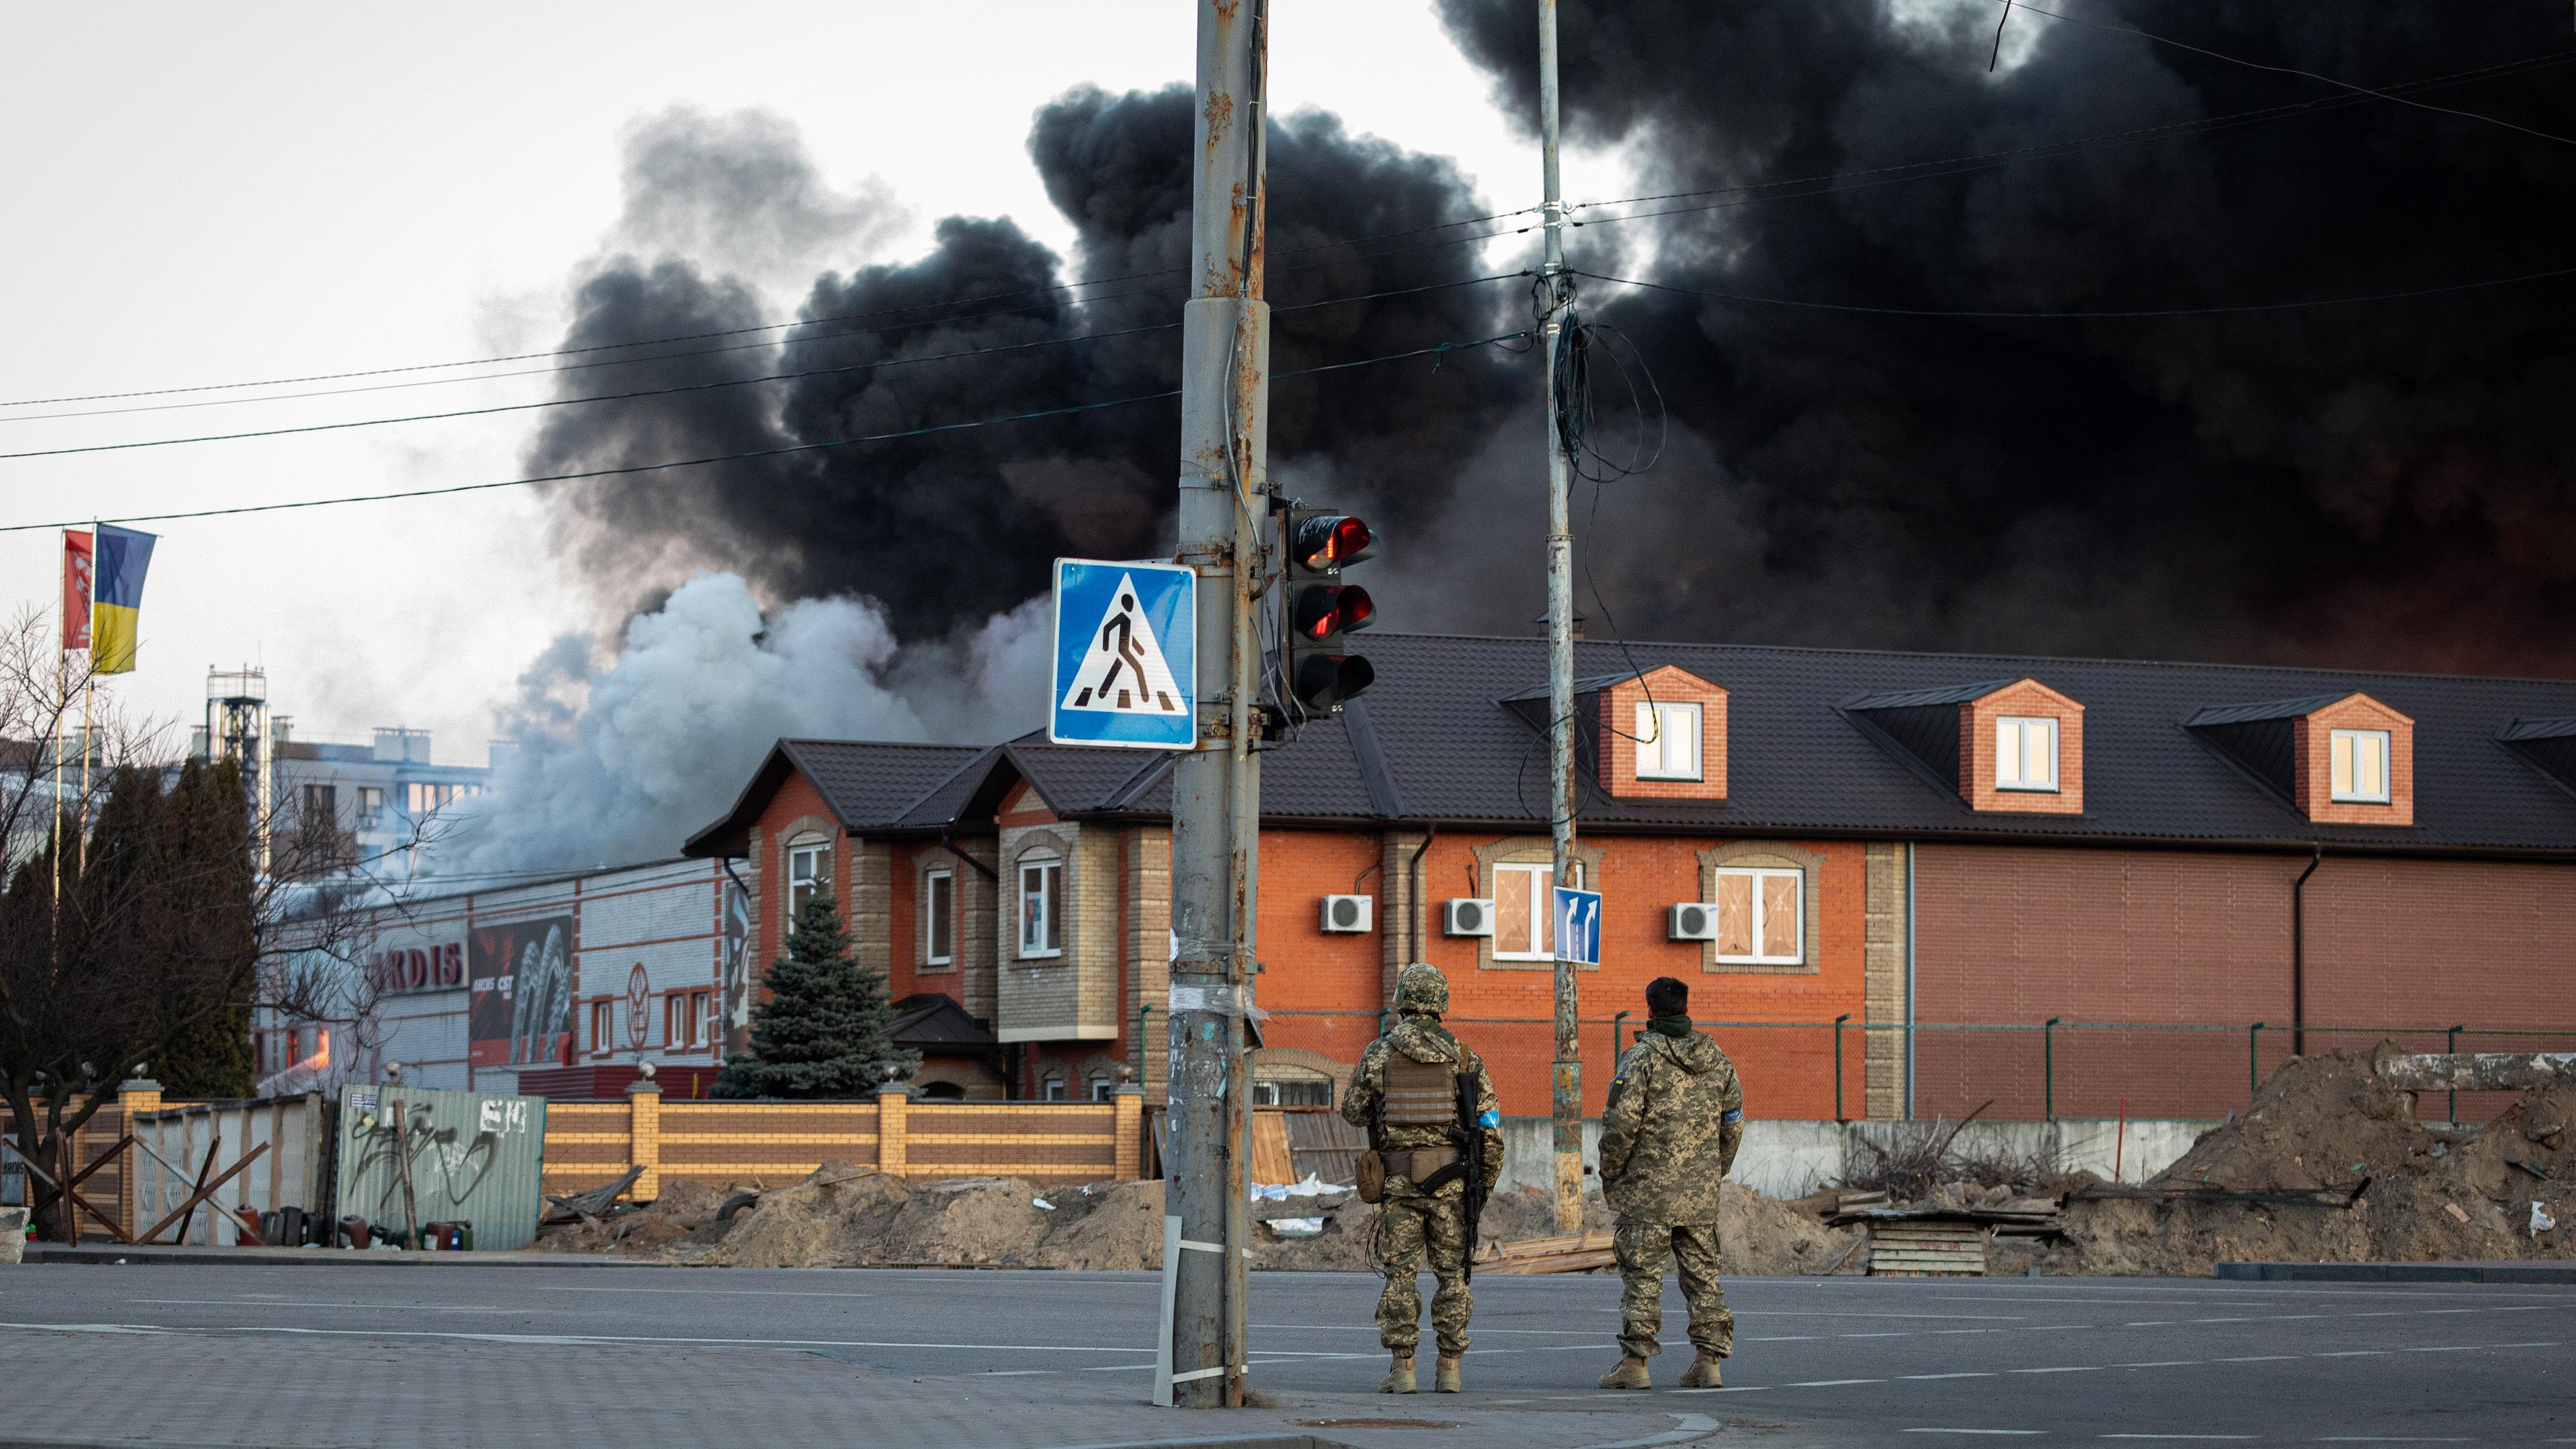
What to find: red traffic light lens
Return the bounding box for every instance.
[1291,514,1375,570]
[1293,584,1373,639]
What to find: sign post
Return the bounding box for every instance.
[1049,559,1197,751]
[1555,886,1602,969]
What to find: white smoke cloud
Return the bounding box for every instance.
[428,572,1046,877]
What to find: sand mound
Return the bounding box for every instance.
[1032,1180,1168,1271]
[2033,1047,2574,1276]
[1723,1180,1867,1275]
[664,1160,910,1267]
[874,1177,1053,1266]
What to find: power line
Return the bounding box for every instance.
[0,273,1527,461]
[1570,262,2576,318]
[0,328,1531,534]
[2008,1,2576,148]
[0,213,1543,414]
[1561,48,2576,218]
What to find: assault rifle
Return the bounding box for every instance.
[1451,1069,1487,1282]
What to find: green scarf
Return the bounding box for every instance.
[1648,1013,1694,1039]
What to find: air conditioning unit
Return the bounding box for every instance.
[1443,898,1495,937]
[1320,894,1374,933]
[1668,902,1720,941]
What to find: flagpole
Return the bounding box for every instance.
[79,520,98,875]
[52,531,66,923]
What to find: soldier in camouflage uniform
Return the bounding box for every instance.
[1340,962,1504,1394]
[1596,976,1745,1391]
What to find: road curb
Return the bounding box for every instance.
[22,1245,654,1269]
[2215,1260,2576,1284]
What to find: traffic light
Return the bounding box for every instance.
[1283,509,1377,717]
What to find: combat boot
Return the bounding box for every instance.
[1678,1351,1723,1388]
[1434,1355,1462,1393]
[1598,1355,1652,1390]
[1379,1354,1416,1393]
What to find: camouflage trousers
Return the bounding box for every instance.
[1613,1218,1732,1360]
[1373,1190,1472,1356]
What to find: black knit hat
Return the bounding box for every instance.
[1645,976,1689,1017]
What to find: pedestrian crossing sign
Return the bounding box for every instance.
[1049,558,1196,750]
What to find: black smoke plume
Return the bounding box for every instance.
[529,91,1523,641]
[1434,0,2576,673]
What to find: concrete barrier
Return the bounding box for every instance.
[1494,1115,2221,1200]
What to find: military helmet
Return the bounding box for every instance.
[1394,961,1450,1016]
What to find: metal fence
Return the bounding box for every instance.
[1257,1010,2576,1124]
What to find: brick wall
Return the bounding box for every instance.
[539,1088,1145,1197]
[1245,829,1872,1121]
[1913,843,2576,1119]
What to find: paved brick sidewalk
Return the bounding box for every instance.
[0,1328,1729,1449]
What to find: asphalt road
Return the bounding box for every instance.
[2,1263,2569,1446]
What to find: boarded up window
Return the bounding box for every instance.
[1712,867,1803,965]
[1493,862,1553,960]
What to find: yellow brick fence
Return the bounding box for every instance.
[542,1085,1147,1202]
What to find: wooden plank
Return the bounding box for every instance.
[1251,1111,1297,1187]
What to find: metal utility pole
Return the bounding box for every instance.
[1166,0,1269,1409]
[1539,0,1586,1235]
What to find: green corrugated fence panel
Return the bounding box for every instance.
[334,1086,548,1250]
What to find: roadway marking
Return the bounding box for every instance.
[1904,1372,1998,1380]
[1785,1378,1885,1387]
[2011,1366,2103,1374]
[1900,1431,2043,1437]
[2100,1437,2256,1441]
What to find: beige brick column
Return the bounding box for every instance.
[625,1077,662,1200]
[1863,843,1910,1119]
[1112,1085,1144,1179]
[116,1077,161,1239]
[877,1086,908,1176]
[850,840,893,977]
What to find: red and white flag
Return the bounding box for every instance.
[60,529,92,650]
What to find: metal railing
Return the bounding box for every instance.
[1250,1010,2576,1124]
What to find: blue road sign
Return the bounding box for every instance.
[1050,558,1196,750]
[1555,886,1603,967]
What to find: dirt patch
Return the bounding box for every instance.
[662,1160,910,1268]
[1723,1180,1867,1275]
[2033,1048,2576,1276]
[1032,1180,1167,1271]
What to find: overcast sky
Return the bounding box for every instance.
[1,2,1591,763]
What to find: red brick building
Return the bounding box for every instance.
[683,635,2576,1120]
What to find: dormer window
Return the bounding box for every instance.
[1635,700,1704,781]
[1995,715,2059,793]
[2331,728,2391,803]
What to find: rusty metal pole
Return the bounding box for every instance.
[1168,0,1269,1409]
[1539,0,1586,1234]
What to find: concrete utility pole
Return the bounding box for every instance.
[1167,0,1270,1408]
[1538,0,1586,1235]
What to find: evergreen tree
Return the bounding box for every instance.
[713,897,917,1098]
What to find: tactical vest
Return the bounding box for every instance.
[1382,1052,1460,1128]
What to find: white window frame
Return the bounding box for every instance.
[925,868,956,967]
[1712,866,1804,966]
[1041,1075,1069,1102]
[2331,728,2392,803]
[589,999,613,1058]
[1491,860,1556,961]
[1633,700,1704,782]
[1994,715,2059,793]
[1088,1076,1117,1102]
[786,837,832,917]
[1018,855,1063,959]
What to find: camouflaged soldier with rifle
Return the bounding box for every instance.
[1597,975,1745,1391]
[1339,962,1504,1394]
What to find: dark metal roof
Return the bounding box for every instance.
[888,993,999,1054]
[687,634,2576,859]
[683,740,985,857]
[1846,679,2024,711]
[2183,694,2356,728]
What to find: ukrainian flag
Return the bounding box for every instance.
[90,524,157,675]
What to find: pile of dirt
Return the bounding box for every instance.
[2030,1045,2574,1276]
[532,1174,748,1256]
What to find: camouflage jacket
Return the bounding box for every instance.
[1598,1029,1744,1225]
[1340,1015,1506,1195]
